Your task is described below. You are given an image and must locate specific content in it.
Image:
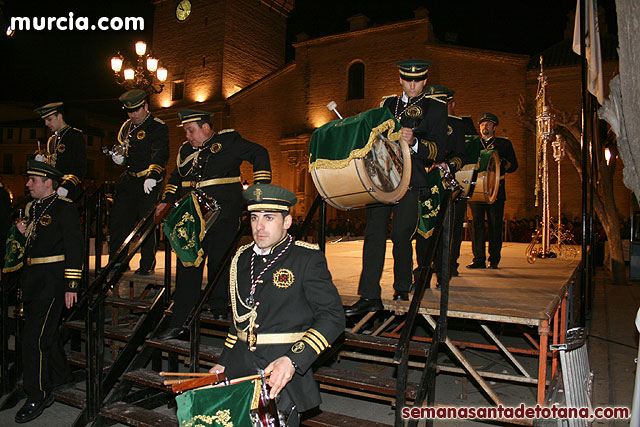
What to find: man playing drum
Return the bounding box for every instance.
[156,110,271,340]
[467,113,518,269]
[209,184,345,426]
[345,59,448,316]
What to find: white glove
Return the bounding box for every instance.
[34,154,46,162]
[56,187,69,198]
[143,178,157,194]
[112,153,125,165]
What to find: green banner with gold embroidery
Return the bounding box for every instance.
[176,379,259,427]
[3,225,25,273]
[417,170,445,240]
[464,134,482,165]
[309,107,401,171]
[163,193,206,268]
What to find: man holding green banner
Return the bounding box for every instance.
[208,183,345,426]
[345,59,448,316]
[157,110,272,340]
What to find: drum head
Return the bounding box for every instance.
[357,134,411,204]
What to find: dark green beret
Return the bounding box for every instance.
[26,160,63,180]
[243,183,297,212]
[119,89,147,110]
[34,102,63,119]
[396,59,431,81]
[478,113,499,126]
[424,85,455,101]
[177,109,212,127]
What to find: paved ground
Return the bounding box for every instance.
[0,241,636,426]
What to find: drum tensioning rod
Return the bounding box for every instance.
[327,101,343,119]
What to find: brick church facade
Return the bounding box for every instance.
[149,0,628,223]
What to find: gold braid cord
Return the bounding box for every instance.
[229,243,259,335]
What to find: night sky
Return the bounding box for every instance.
[0,0,618,104]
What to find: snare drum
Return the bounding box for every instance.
[455,149,501,204]
[309,107,411,210]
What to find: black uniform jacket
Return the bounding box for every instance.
[381,94,448,188]
[162,130,272,205]
[219,237,345,412]
[480,136,518,202]
[445,115,466,173]
[46,126,86,194]
[117,115,170,181]
[22,194,83,302]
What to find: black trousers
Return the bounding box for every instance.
[170,201,241,328]
[22,297,70,402]
[109,174,161,270]
[469,200,505,266]
[358,188,418,298]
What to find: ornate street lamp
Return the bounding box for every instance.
[110,41,167,94]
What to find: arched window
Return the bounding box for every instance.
[347,62,365,100]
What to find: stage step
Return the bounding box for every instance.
[105,296,153,311]
[100,401,177,427]
[64,320,135,341]
[145,338,223,362]
[342,332,429,357]
[314,367,419,400]
[123,369,172,391]
[53,386,86,409]
[67,350,113,372]
[302,411,391,427]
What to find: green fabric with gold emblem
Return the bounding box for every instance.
[417,170,446,240]
[3,225,26,273]
[163,193,206,268]
[176,379,259,427]
[309,107,401,171]
[464,135,482,165]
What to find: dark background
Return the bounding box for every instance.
[0,0,618,104]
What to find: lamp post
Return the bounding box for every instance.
[110,41,167,94]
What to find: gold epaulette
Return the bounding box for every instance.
[71,127,83,133]
[295,241,320,250]
[379,94,397,108]
[218,129,235,134]
[59,196,73,203]
[449,115,463,120]
[428,96,447,104]
[154,117,165,124]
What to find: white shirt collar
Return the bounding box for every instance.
[401,92,409,103]
[253,244,270,256]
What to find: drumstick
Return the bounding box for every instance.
[170,372,226,393]
[326,101,343,119]
[159,371,213,377]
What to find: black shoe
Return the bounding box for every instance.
[393,292,409,301]
[15,394,54,423]
[157,327,188,340]
[344,297,384,316]
[488,263,499,269]
[134,267,155,276]
[466,262,486,269]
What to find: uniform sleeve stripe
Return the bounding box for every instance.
[303,333,326,352]
[307,328,330,347]
[301,336,322,354]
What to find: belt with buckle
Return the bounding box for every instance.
[236,330,305,345]
[181,176,241,188]
[26,254,65,266]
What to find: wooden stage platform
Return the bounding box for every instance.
[325,239,580,408]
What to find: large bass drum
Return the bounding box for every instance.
[309,107,411,210]
[455,149,501,204]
